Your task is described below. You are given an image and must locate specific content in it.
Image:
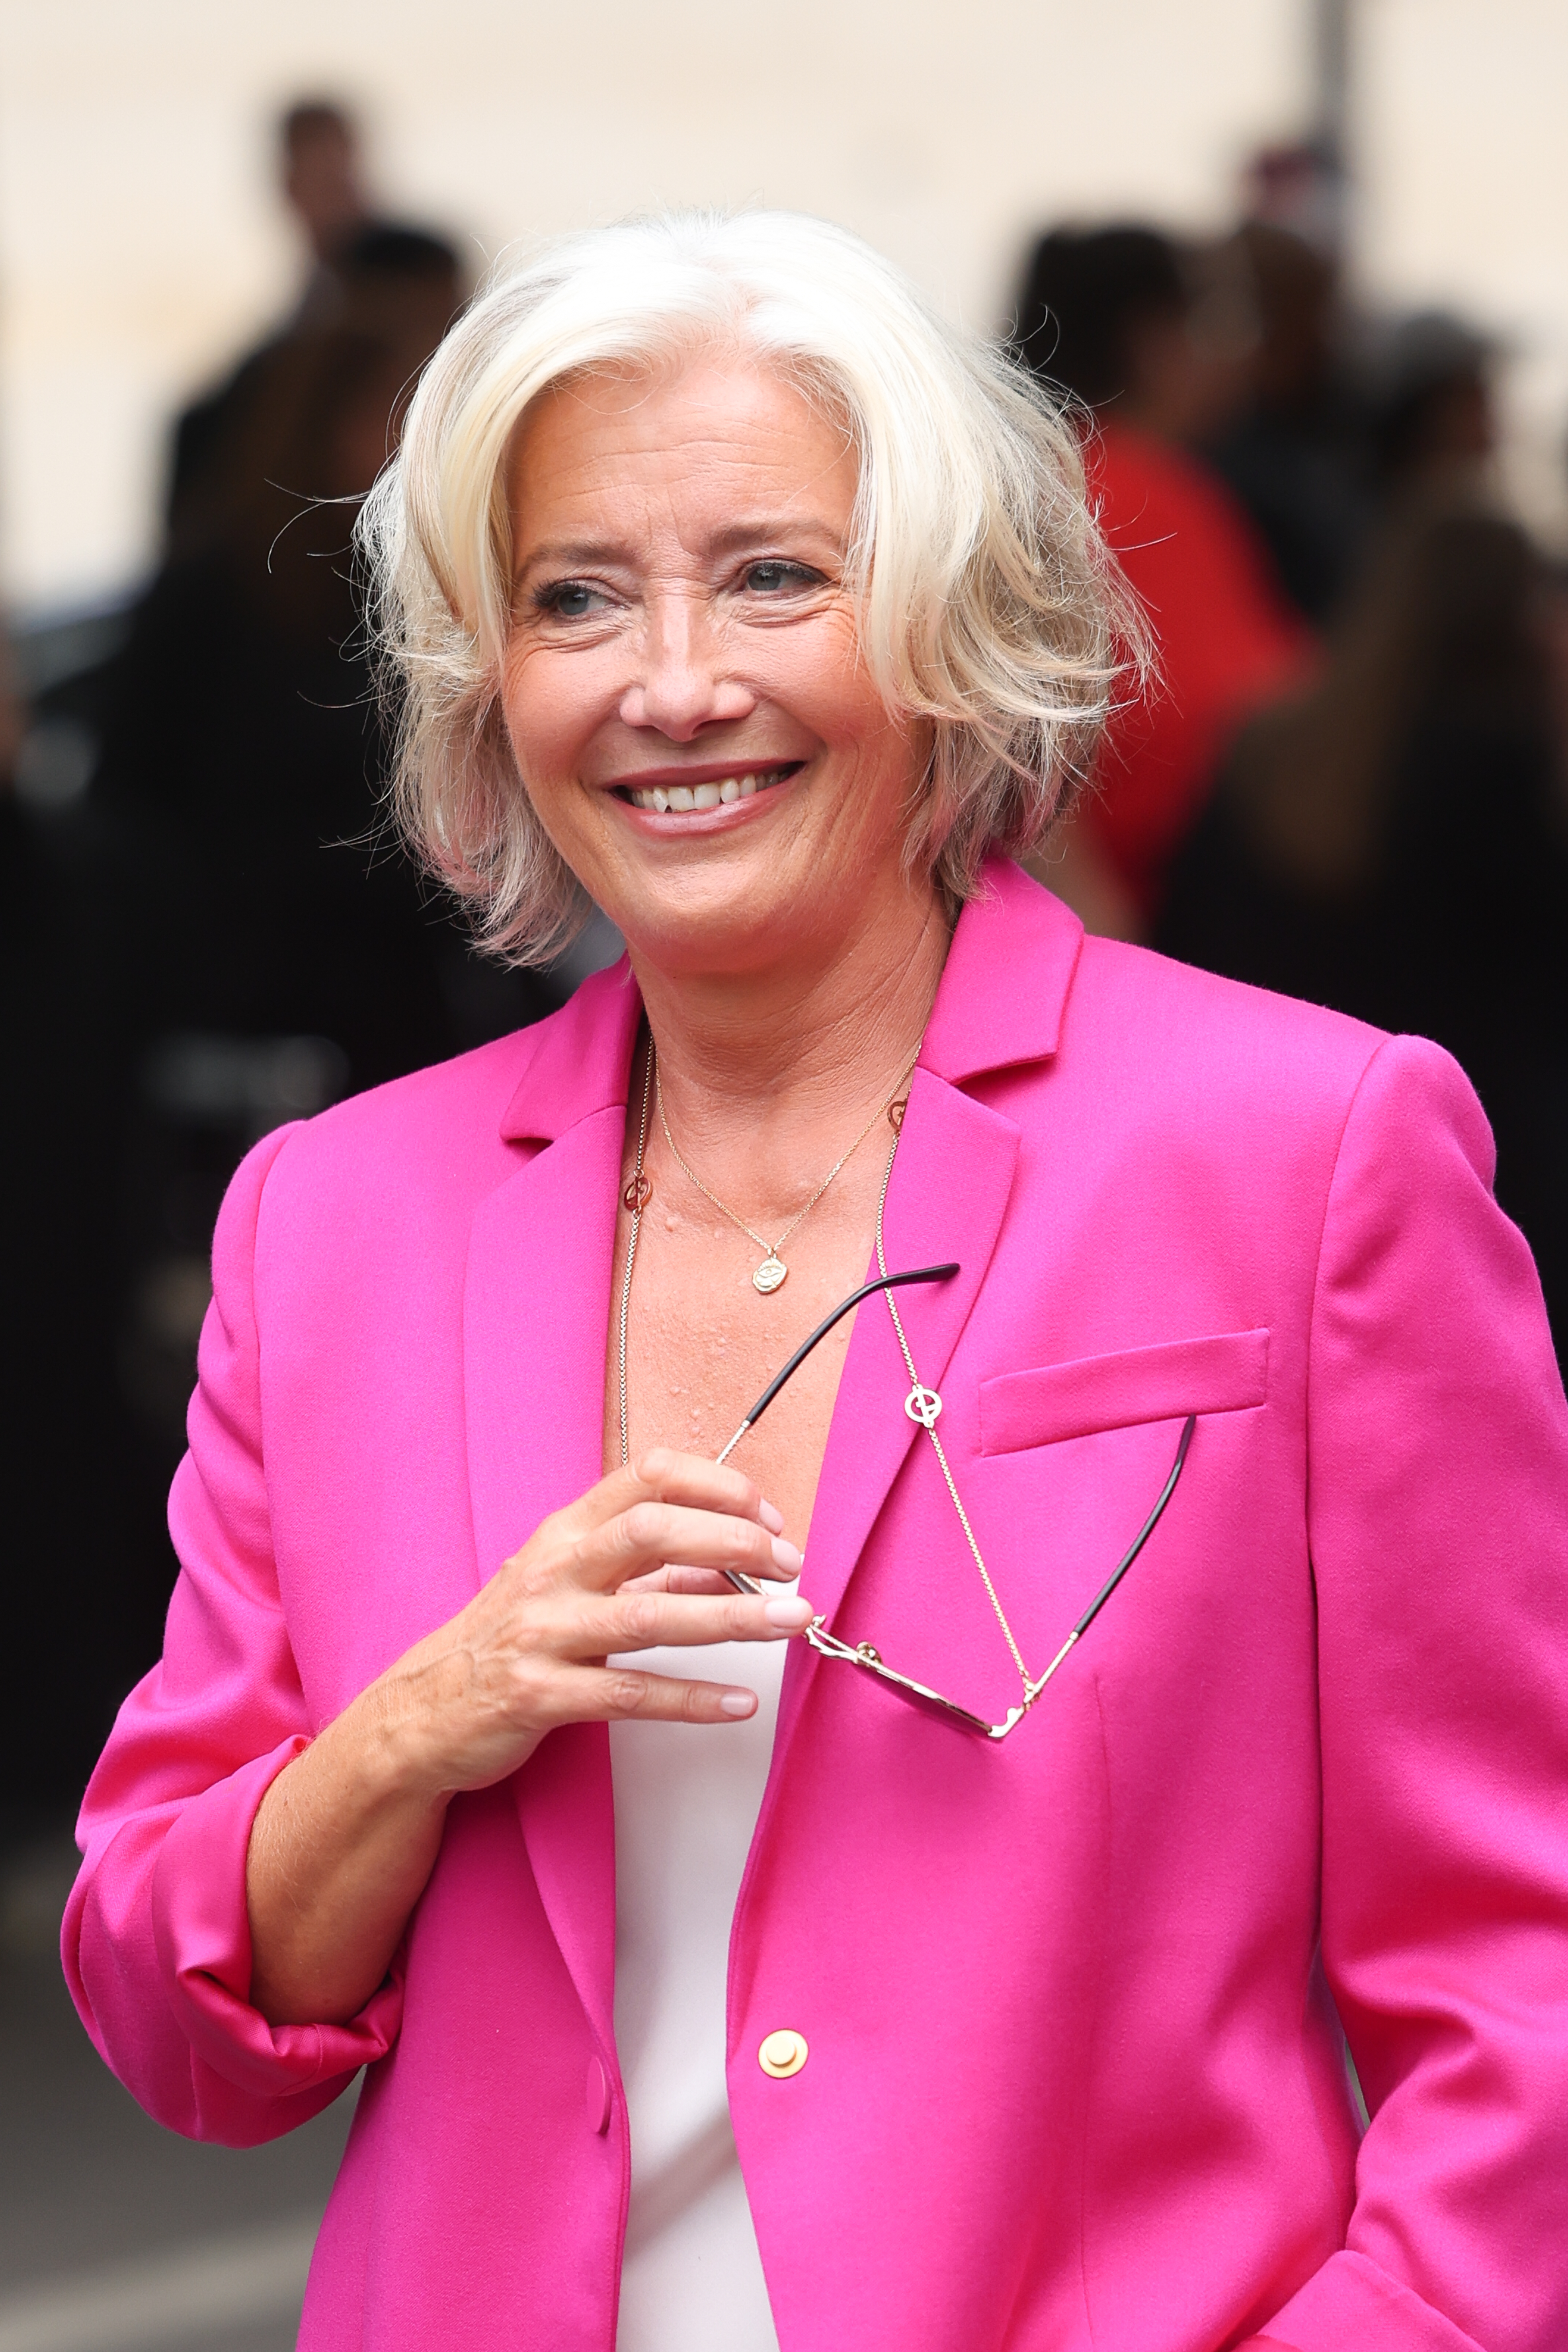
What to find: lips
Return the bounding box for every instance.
[613,763,798,814]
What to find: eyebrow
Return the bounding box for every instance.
[514,516,848,573]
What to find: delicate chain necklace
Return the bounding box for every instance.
[869,1125,1036,1699]
[652,1044,916,1294]
[617,1045,656,1471]
[615,1047,1037,1715]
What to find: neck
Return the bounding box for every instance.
[631,874,950,1146]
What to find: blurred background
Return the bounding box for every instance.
[2,1,1566,2344]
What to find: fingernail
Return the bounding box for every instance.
[763,1595,813,1629]
[758,1500,785,1535]
[769,1536,805,1575]
[721,1690,758,1716]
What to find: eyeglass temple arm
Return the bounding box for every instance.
[1021,1411,1196,1705]
[1068,1412,1196,1643]
[815,1408,1199,1738]
[715,1263,961,1466]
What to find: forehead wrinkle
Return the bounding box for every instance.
[514,474,852,578]
[510,364,858,578]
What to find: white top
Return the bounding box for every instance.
[607,1624,788,2352]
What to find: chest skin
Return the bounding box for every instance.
[604,1069,909,1555]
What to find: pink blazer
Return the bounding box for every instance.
[65,860,1568,2352]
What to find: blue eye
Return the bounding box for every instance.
[744,560,817,594]
[536,580,604,619]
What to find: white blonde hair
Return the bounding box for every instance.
[358,208,1138,964]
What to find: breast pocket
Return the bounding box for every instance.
[978,1329,1269,1455]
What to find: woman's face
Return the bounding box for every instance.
[501,354,932,977]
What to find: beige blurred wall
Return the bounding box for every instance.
[0,0,1563,611]
[0,0,1306,608]
[1357,0,1568,546]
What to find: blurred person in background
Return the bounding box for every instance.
[168,97,456,550]
[1159,500,1568,1364]
[101,288,475,1085]
[0,617,133,1821]
[1014,224,1310,933]
[1204,221,1371,626]
[84,233,553,1699]
[4,207,533,1821]
[1365,309,1500,511]
[63,210,1568,2352]
[1238,138,1345,261]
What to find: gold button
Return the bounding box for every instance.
[758,2028,808,2078]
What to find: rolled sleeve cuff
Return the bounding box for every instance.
[152,1735,402,2098]
[1258,2252,1484,2352]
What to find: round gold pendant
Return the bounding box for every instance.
[753,1255,788,1294]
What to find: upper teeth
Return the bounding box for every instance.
[629,769,781,813]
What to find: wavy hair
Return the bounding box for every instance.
[358,208,1142,964]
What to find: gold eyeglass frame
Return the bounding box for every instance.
[713,1261,1196,1742]
[617,1047,1195,1742]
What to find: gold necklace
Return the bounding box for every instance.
[652,1044,916,1293]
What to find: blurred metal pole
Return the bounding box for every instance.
[1312,0,1352,248]
[1313,0,1351,166]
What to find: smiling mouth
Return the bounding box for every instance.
[614,763,801,814]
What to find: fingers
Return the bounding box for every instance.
[568,1497,803,1596]
[621,1564,736,1595]
[557,1583,813,1657]
[623,1563,789,1597]
[574,1450,785,1541]
[553,1661,770,1725]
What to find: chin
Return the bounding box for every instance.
[613,861,816,975]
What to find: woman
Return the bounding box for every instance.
[64,213,1568,2352]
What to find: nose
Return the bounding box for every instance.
[618,590,755,741]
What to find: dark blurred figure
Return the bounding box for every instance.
[1205,223,1371,626]
[1160,504,1568,1362]
[282,95,373,266]
[1,622,128,1819]
[1366,310,1500,509]
[84,281,553,1693]
[1241,138,1345,259]
[168,98,459,551]
[107,320,464,1077]
[1014,224,1310,928]
[0,219,556,1815]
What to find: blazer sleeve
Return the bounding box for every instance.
[62,1124,403,2147]
[1262,1033,1568,2352]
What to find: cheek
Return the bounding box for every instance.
[499,646,592,789]
[806,654,918,800]
[761,615,893,756]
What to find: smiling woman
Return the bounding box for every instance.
[495,356,918,991]
[360,209,1127,965]
[64,211,1568,2352]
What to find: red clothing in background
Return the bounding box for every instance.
[1089,422,1311,911]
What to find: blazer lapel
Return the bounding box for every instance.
[463,1106,627,1583]
[766,859,1084,1770]
[772,1066,1021,1766]
[463,968,640,2061]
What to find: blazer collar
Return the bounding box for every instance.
[498,956,643,1146]
[496,858,1083,1148]
[919,855,1082,1086]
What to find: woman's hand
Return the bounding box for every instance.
[247,1451,808,2026]
[371,1447,808,1793]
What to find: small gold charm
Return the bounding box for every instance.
[753,1254,788,1294]
[624,1174,653,1212]
[887,1097,908,1133]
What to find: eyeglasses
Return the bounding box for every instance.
[718,1262,1195,1741]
